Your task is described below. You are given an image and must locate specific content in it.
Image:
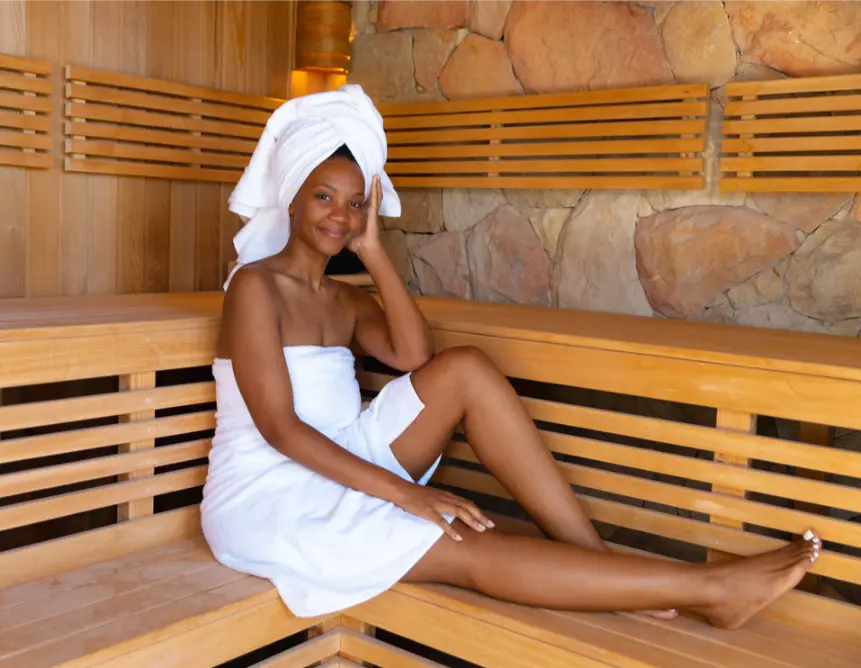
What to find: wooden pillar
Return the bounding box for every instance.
[117,371,156,521]
[709,409,755,561]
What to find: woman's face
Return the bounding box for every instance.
[290,156,366,257]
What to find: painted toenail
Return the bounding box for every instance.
[803,529,815,541]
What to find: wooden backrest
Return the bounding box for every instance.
[721,72,861,193]
[0,294,223,588]
[0,53,53,169]
[357,298,861,642]
[377,83,710,191]
[63,66,285,183]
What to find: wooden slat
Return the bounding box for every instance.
[723,116,861,136]
[391,175,704,190]
[0,91,51,114]
[0,72,51,95]
[0,129,51,151]
[340,628,447,668]
[388,138,705,160]
[0,381,214,432]
[722,136,861,153]
[65,120,257,153]
[385,101,708,131]
[0,152,51,169]
[722,156,861,173]
[387,120,708,145]
[0,465,206,532]
[67,138,250,169]
[0,410,215,464]
[721,177,861,193]
[0,110,51,133]
[118,371,156,520]
[725,94,861,116]
[377,82,710,116]
[251,629,340,667]
[0,53,52,77]
[66,157,240,183]
[387,157,702,175]
[66,64,283,111]
[727,73,861,97]
[66,82,272,125]
[65,102,264,139]
[1,439,210,498]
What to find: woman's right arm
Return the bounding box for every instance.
[221,269,488,540]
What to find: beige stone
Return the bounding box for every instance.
[634,1,676,23]
[383,189,443,234]
[505,0,673,93]
[635,206,799,318]
[828,320,861,338]
[380,230,414,284]
[726,267,784,310]
[528,208,569,260]
[748,193,853,233]
[413,29,464,93]
[504,189,584,209]
[349,32,415,102]
[377,0,468,30]
[407,232,470,298]
[646,189,745,212]
[726,1,861,76]
[733,62,787,82]
[443,188,506,232]
[467,205,551,306]
[734,303,829,334]
[690,294,736,326]
[469,0,512,40]
[786,219,861,320]
[661,1,736,87]
[554,192,652,316]
[352,0,378,37]
[438,34,522,99]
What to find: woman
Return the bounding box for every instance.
[202,88,820,630]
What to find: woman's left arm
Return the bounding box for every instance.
[348,175,434,371]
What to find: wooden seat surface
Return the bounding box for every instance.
[2,532,857,668]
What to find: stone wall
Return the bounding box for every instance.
[350,0,861,338]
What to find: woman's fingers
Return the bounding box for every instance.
[443,492,494,529]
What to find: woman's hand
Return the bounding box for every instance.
[393,482,495,541]
[348,174,383,256]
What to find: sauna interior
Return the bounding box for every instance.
[1,1,860,667]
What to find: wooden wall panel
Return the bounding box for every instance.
[0,0,296,298]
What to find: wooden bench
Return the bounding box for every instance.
[1,292,859,666]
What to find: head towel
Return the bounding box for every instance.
[223,84,401,290]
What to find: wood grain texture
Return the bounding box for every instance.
[721,72,861,192]
[0,1,296,298]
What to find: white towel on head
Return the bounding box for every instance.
[224,84,401,289]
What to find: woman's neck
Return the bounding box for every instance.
[274,239,330,290]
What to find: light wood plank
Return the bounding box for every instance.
[391,175,704,190]
[66,157,240,183]
[0,72,51,95]
[0,129,51,150]
[340,628,447,668]
[66,120,256,153]
[720,177,861,194]
[0,109,51,132]
[0,150,51,169]
[67,138,250,168]
[0,53,52,76]
[251,629,340,667]
[387,157,702,175]
[1,439,210,498]
[0,466,207,532]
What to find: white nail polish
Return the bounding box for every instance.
[803,529,815,541]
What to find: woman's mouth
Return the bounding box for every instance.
[319,227,348,239]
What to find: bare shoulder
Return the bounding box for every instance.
[218,265,283,357]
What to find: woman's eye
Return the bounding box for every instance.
[316,193,331,201]
[350,201,363,208]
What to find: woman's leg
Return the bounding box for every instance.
[403,520,820,630]
[389,346,612,549]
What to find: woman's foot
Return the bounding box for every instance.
[693,530,821,629]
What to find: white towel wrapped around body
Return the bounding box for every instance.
[202,86,450,618]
